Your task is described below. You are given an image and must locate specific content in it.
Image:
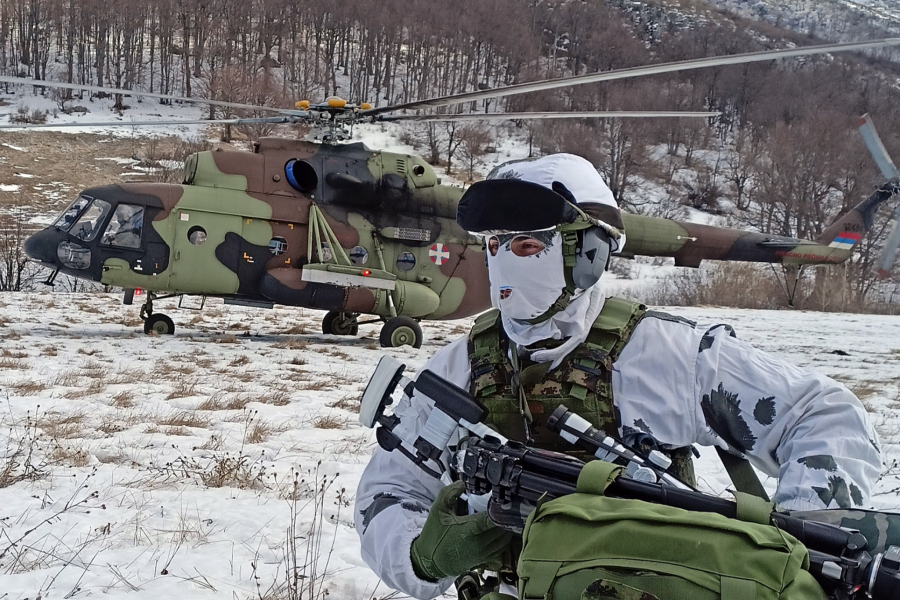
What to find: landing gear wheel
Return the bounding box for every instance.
[144,313,175,335]
[379,316,423,348]
[322,311,359,336]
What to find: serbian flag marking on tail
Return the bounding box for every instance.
[829,232,862,250]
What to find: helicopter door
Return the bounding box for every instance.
[170,209,243,295]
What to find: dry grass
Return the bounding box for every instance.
[245,419,282,444]
[8,379,48,395]
[0,358,25,370]
[77,347,101,356]
[312,415,347,430]
[108,369,147,385]
[263,390,291,406]
[328,395,360,413]
[198,392,253,411]
[85,376,107,394]
[1,417,46,488]
[53,369,82,387]
[110,391,135,409]
[48,440,90,467]
[232,370,261,383]
[281,323,308,335]
[273,339,308,350]
[851,383,881,400]
[158,410,209,429]
[165,377,199,400]
[212,334,240,344]
[324,349,351,361]
[154,360,197,376]
[1,349,27,359]
[162,426,193,436]
[229,355,251,367]
[97,414,128,435]
[42,412,87,439]
[290,356,307,366]
[299,380,334,392]
[40,346,58,357]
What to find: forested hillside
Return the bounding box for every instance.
[1,0,899,310]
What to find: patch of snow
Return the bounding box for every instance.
[0,292,896,600]
[0,183,21,191]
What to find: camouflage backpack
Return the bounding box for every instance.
[516,460,827,600]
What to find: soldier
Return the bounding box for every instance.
[354,153,882,600]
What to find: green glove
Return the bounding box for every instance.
[410,481,516,582]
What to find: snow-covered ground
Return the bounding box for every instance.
[0,292,897,599]
[0,89,212,138]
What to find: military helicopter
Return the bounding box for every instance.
[8,38,900,347]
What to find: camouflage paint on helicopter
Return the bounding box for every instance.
[25,138,490,345]
[23,139,895,346]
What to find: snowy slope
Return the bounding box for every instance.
[0,293,898,599]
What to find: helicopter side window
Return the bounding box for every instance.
[70,198,111,242]
[269,237,288,255]
[188,226,207,245]
[54,195,93,231]
[101,204,144,249]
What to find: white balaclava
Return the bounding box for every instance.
[479,154,623,367]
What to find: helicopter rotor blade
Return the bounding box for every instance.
[377,111,721,122]
[363,38,900,116]
[0,115,312,129]
[0,76,304,115]
[856,114,900,279]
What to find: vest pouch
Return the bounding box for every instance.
[516,462,826,600]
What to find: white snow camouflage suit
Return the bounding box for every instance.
[354,304,882,600]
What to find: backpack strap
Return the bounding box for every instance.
[576,460,623,496]
[716,446,770,502]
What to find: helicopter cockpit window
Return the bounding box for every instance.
[188,226,207,245]
[269,237,288,255]
[101,204,143,249]
[54,196,93,232]
[70,198,111,242]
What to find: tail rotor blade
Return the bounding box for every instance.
[877,207,900,279]
[856,113,900,180]
[856,114,900,278]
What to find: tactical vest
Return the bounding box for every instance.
[467,297,696,486]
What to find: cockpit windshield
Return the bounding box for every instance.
[54,196,92,231]
[70,198,111,242]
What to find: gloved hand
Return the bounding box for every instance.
[410,481,516,582]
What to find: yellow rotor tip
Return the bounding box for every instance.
[360,102,372,110]
[295,100,310,109]
[326,96,347,108]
